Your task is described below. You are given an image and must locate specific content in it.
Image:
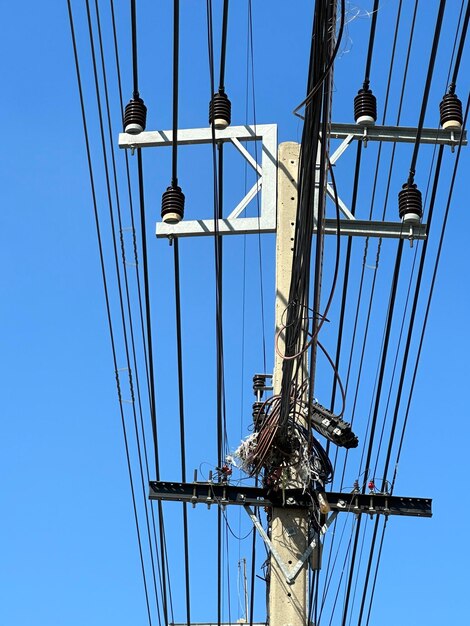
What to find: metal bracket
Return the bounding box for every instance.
[148,481,432,517]
[323,124,466,235]
[119,124,278,238]
[117,121,460,241]
[329,123,467,146]
[244,505,337,584]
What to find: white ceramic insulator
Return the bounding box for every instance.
[403,212,421,223]
[125,123,144,135]
[162,212,182,225]
[214,118,229,130]
[442,119,462,130]
[356,115,375,126]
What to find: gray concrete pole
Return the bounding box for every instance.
[269,141,309,626]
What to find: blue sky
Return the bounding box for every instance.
[0,1,468,625]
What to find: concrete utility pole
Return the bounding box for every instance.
[269,142,307,626]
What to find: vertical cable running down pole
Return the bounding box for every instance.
[173,237,191,626]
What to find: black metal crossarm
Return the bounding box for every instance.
[148,481,432,518]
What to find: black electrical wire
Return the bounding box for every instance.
[217,142,229,460]
[327,3,380,438]
[109,6,175,624]
[130,21,172,618]
[66,2,153,622]
[346,517,369,626]
[319,518,357,626]
[109,0,153,404]
[137,149,170,626]
[162,525,175,624]
[318,512,355,619]
[167,12,192,620]
[380,147,444,486]
[308,570,317,626]
[109,0,154,454]
[364,519,387,626]
[347,15,469,621]
[338,0,405,400]
[339,514,366,626]
[128,2,173,619]
[361,117,464,623]
[357,233,423,616]
[248,469,257,626]
[328,0,384,441]
[92,0,168,620]
[225,522,232,625]
[168,20,192,626]
[131,0,139,97]
[207,4,229,625]
[245,9,262,616]
[407,0,446,183]
[344,0,419,482]
[355,515,381,626]
[206,0,227,471]
[332,0,417,498]
[293,0,346,116]
[324,19,416,626]
[219,0,229,92]
[341,7,464,618]
[172,0,180,186]
[173,238,191,626]
[363,0,380,84]
[320,1,405,611]
[237,9,258,617]
[339,235,404,626]
[308,142,342,406]
[327,142,362,427]
[279,0,341,436]
[217,505,223,626]
[291,3,344,612]
[247,0,267,372]
[361,238,404,488]
[361,3,458,619]
[447,0,466,84]
[88,0,167,616]
[308,0,337,399]
[370,249,417,481]
[372,134,439,480]
[450,0,470,86]
[391,93,469,490]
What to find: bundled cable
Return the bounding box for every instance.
[232,381,334,488]
[279,0,343,440]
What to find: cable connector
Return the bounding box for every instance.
[310,402,358,449]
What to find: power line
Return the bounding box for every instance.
[66,2,154,622]
[171,0,181,186]
[207,4,230,625]
[407,0,446,182]
[173,238,191,626]
[450,0,469,88]
[391,93,470,491]
[91,0,166,618]
[137,145,170,626]
[219,0,229,91]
